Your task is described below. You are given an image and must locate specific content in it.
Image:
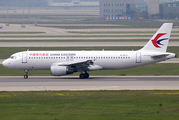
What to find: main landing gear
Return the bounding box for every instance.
[24,70,29,79]
[79,72,89,79]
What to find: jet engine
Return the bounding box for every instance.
[50,66,74,76]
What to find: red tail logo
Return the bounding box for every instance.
[152,33,167,48]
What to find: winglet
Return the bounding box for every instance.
[139,23,173,52]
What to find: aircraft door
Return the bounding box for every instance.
[22,53,28,63]
[136,53,141,63]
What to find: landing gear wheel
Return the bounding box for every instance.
[24,75,28,79]
[24,70,29,79]
[80,74,84,79]
[84,73,89,78]
[79,73,89,79]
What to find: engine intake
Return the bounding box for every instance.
[50,66,74,76]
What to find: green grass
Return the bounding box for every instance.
[0,32,46,34]
[0,39,178,43]
[1,63,179,76]
[0,46,142,59]
[67,31,179,34]
[0,46,178,59]
[0,35,161,38]
[0,39,179,43]
[41,26,157,29]
[1,35,179,38]
[39,20,179,29]
[0,39,151,42]
[0,90,179,120]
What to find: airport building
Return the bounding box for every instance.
[49,0,99,7]
[99,0,136,19]
[146,0,160,19]
[160,1,179,19]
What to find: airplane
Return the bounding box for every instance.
[2,23,176,79]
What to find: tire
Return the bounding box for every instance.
[24,75,28,79]
[80,74,84,79]
[84,73,89,78]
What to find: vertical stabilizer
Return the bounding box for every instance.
[140,23,173,52]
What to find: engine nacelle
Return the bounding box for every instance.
[50,66,74,76]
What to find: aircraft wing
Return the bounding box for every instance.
[51,60,94,68]
[51,60,103,71]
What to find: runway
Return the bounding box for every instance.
[0,76,179,91]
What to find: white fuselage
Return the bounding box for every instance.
[2,50,176,71]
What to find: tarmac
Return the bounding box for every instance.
[0,76,179,91]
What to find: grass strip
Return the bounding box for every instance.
[0,39,178,43]
[0,32,46,34]
[0,35,158,38]
[67,31,179,34]
[0,90,179,120]
[0,40,152,42]
[0,46,178,59]
[0,63,179,76]
[0,35,179,38]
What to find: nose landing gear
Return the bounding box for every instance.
[24,70,29,79]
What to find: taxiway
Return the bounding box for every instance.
[0,76,179,91]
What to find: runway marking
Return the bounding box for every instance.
[72,86,118,91]
[0,95,10,97]
[118,79,136,81]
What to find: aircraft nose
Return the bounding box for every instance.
[2,60,8,67]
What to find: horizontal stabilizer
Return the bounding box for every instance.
[151,53,170,59]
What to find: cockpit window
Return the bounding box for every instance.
[10,56,16,59]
